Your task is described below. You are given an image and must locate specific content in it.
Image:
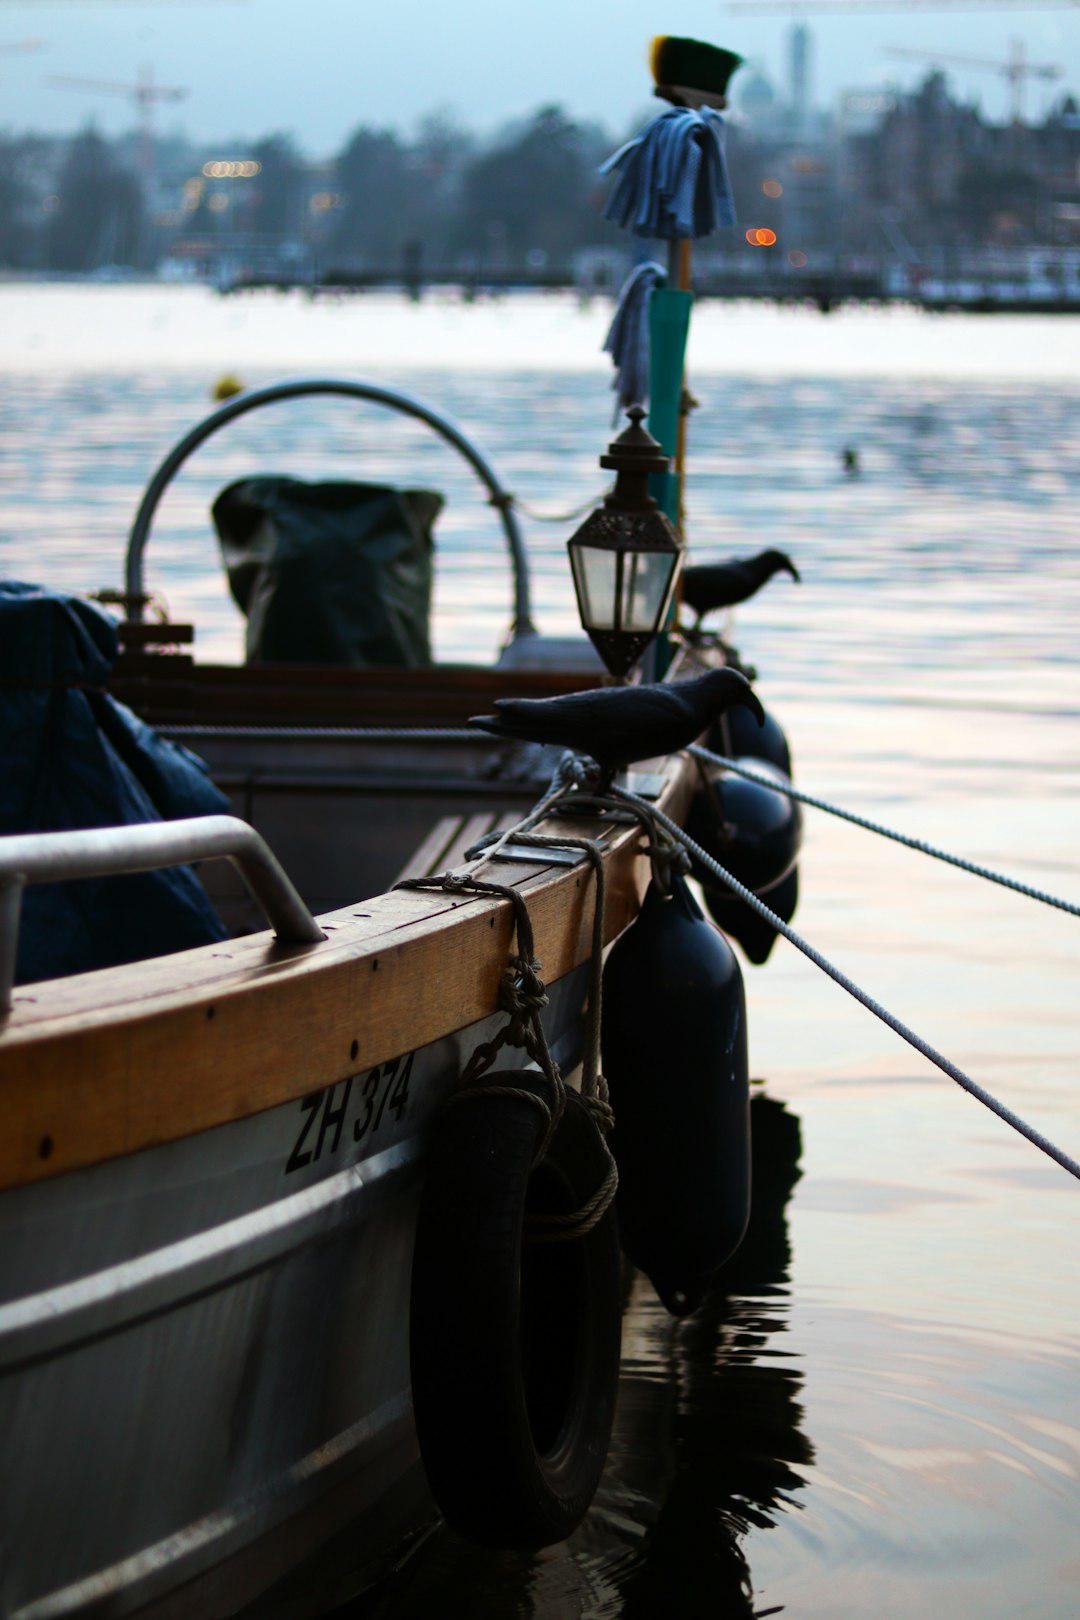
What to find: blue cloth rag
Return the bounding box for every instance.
[603,261,666,418]
[601,106,737,240]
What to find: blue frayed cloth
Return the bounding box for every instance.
[603,261,666,417]
[0,580,229,984]
[601,106,736,240]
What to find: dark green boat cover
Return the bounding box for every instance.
[213,477,442,666]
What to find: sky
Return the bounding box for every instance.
[0,0,1077,153]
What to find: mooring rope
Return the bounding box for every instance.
[394,870,566,1161]
[170,715,1079,1182]
[610,782,1080,1185]
[491,488,612,525]
[690,744,1080,922]
[394,848,618,1240]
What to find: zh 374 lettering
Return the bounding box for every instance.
[285,1052,414,1174]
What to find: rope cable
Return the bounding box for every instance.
[612,783,1080,1185]
[394,816,619,1238]
[495,488,612,525]
[163,716,1079,1180]
[690,745,1080,922]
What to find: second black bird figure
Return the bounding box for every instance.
[681,548,800,628]
[469,667,764,781]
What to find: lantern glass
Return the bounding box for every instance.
[621,548,678,633]
[569,542,617,631]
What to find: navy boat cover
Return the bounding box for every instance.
[1,581,228,986]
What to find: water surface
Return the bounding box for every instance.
[2,285,1078,1617]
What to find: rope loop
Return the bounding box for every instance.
[643,829,693,893]
[486,487,612,524]
[552,750,603,793]
[524,1150,619,1244]
[393,868,565,1164]
[581,1075,615,1136]
[395,805,621,1235]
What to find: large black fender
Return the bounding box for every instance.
[707,699,793,778]
[703,862,799,966]
[602,876,751,1317]
[687,753,801,966]
[409,1081,622,1548]
[687,754,802,895]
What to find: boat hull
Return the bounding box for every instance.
[0,980,586,1620]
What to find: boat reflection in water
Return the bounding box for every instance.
[347,1091,809,1619]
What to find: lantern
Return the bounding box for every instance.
[567,407,685,679]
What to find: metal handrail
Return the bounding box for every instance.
[124,377,535,636]
[0,815,324,1017]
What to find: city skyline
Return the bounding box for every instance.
[0,0,1077,154]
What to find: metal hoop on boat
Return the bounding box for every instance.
[124,377,535,637]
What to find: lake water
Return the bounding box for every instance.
[3,283,1080,1617]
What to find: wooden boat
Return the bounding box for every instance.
[0,379,748,1619]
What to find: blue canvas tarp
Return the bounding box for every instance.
[1,580,229,985]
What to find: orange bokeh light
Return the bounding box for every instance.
[788,249,808,268]
[762,178,783,199]
[746,227,778,247]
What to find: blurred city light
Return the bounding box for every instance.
[763,178,784,198]
[202,160,261,179]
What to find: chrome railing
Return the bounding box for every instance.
[0,815,324,1016]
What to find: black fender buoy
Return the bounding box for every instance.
[409,1081,622,1548]
[687,754,802,895]
[708,700,793,778]
[703,861,799,965]
[602,876,751,1316]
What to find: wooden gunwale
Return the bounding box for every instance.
[0,754,695,1194]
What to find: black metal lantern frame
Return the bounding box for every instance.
[567,406,685,679]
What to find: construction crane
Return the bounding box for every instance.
[47,65,188,185]
[885,38,1063,120]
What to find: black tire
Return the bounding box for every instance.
[409,1081,622,1549]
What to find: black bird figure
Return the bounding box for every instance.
[469,667,764,783]
[681,548,800,629]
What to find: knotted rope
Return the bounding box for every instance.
[394,857,618,1240]
[453,743,1080,1182]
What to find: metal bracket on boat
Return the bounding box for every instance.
[619,769,665,801]
[471,842,585,868]
[0,815,324,1017]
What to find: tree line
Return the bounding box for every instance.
[2,82,1077,277]
[0,105,631,274]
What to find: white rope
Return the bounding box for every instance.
[690,745,1080,922]
[500,488,611,524]
[615,783,1080,1185]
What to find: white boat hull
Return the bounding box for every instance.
[0,979,587,1619]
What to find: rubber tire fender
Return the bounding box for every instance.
[409,1083,622,1549]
